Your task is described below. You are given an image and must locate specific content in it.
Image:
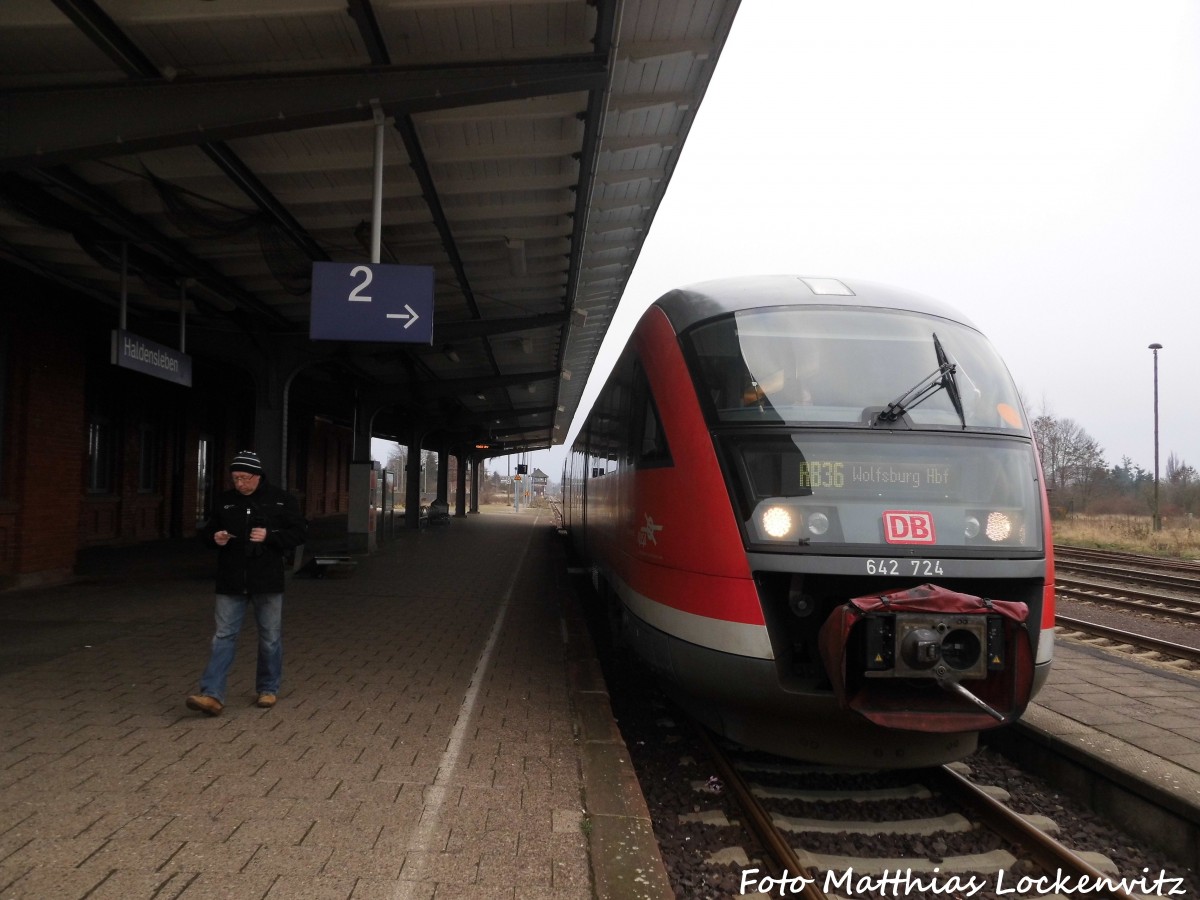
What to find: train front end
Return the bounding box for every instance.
[663,277,1053,765]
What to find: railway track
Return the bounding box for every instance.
[1056,545,1200,604]
[691,725,1153,900]
[1055,545,1200,576]
[595,546,1200,897]
[608,677,1197,899]
[1056,614,1200,665]
[1055,577,1200,620]
[1053,544,1200,662]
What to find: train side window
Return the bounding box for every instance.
[630,362,672,468]
[640,397,671,464]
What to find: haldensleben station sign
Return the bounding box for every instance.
[111,330,192,387]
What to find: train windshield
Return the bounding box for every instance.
[685,306,1027,432]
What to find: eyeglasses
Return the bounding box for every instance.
[231,473,260,482]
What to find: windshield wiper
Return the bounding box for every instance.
[875,333,964,427]
[933,332,966,429]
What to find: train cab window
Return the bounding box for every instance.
[683,307,1027,433]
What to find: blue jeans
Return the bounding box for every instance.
[198,592,283,703]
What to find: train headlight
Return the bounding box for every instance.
[761,505,794,539]
[965,509,1025,544]
[751,502,840,543]
[985,511,1012,541]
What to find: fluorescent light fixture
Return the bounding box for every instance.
[506,238,527,277]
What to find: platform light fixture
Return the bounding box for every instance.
[505,238,526,277]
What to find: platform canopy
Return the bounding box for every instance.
[0,0,740,455]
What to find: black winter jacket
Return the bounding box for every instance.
[201,479,307,594]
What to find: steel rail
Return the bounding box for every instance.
[1056,579,1200,621]
[697,717,1147,900]
[692,724,827,900]
[1056,615,1200,664]
[1056,545,1200,573]
[1057,561,1200,592]
[930,765,1140,900]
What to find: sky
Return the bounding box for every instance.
[384,0,1200,485]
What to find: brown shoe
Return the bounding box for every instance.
[186,694,223,716]
[256,693,277,709]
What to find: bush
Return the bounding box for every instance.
[1053,513,1200,558]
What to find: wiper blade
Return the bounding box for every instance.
[934,332,966,429]
[875,332,960,425]
[874,366,951,423]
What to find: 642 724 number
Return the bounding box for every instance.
[866,558,945,576]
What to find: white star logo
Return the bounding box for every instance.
[638,514,663,547]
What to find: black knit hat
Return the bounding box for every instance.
[229,450,263,475]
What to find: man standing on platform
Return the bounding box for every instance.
[186,450,307,716]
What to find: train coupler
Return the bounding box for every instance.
[818,583,1034,732]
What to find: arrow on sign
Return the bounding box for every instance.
[386,304,420,329]
[311,262,434,344]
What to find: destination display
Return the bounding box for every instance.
[798,460,956,493]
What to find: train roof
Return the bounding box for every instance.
[653,275,980,334]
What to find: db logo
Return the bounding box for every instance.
[883,510,936,544]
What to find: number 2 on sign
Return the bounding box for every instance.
[348,265,373,302]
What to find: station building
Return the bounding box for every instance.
[0,0,739,589]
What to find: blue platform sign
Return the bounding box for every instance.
[310,262,435,343]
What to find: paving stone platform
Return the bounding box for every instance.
[0,507,671,900]
[7,511,1200,896]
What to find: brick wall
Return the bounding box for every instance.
[3,313,86,583]
[0,267,358,585]
[303,417,351,517]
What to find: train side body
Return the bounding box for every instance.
[563,275,1054,767]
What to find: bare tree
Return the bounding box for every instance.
[1032,414,1107,507]
[1166,452,1196,486]
[1166,451,1199,516]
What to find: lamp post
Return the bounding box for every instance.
[1149,342,1163,531]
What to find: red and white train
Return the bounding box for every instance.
[562,275,1054,767]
